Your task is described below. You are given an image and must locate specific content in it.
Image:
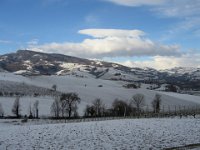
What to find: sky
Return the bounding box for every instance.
[0,0,200,69]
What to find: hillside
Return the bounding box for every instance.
[0,50,200,90]
[0,72,200,116]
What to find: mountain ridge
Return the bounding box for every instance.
[0,50,200,90]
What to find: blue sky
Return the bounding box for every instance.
[0,0,200,69]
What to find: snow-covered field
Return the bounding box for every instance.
[0,72,200,149]
[0,118,200,150]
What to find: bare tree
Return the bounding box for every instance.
[165,84,178,92]
[60,93,81,118]
[0,103,4,117]
[52,84,57,91]
[112,99,128,117]
[84,105,96,117]
[84,105,90,117]
[29,102,33,118]
[152,94,162,113]
[92,98,105,117]
[73,104,79,118]
[131,94,145,113]
[51,97,61,118]
[60,100,67,117]
[33,100,39,118]
[12,96,21,118]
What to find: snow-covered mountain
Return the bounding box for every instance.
[161,67,200,80]
[0,50,160,80]
[0,50,200,90]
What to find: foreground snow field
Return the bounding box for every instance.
[0,118,200,150]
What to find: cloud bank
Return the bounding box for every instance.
[121,53,200,70]
[30,29,180,59]
[29,28,200,69]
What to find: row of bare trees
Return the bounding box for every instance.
[0,96,39,118]
[50,93,162,118]
[1,92,197,119]
[84,93,162,117]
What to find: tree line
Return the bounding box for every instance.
[0,92,198,119]
[50,92,162,119]
[0,96,39,119]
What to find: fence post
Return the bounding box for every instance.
[183,106,186,115]
[146,105,149,118]
[175,105,177,115]
[162,105,165,117]
[196,105,198,114]
[168,105,170,116]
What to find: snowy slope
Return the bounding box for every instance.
[161,67,200,75]
[0,72,200,116]
[161,67,200,80]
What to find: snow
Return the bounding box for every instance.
[0,118,200,149]
[14,70,30,75]
[155,84,168,91]
[161,67,200,75]
[112,64,118,68]
[57,63,96,77]
[23,60,33,70]
[0,71,200,149]
[60,62,78,70]
[0,72,200,116]
[100,67,141,81]
[33,54,42,57]
[95,60,103,66]
[158,92,200,105]
[0,56,8,61]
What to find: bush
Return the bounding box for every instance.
[123,84,138,89]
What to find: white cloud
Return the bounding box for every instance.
[160,17,200,42]
[85,15,101,26]
[154,0,200,18]
[104,0,200,18]
[78,29,145,38]
[27,39,39,45]
[104,0,200,41]
[104,0,164,7]
[121,53,200,69]
[30,29,181,58]
[0,40,12,44]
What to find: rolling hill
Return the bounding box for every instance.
[0,50,200,116]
